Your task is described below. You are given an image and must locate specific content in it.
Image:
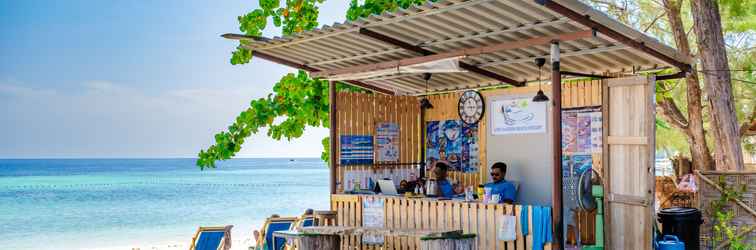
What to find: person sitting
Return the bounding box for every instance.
[433,161,459,198]
[484,162,517,203]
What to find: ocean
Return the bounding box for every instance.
[0,158,330,250]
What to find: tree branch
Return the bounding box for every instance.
[643,11,667,33]
[658,97,691,131]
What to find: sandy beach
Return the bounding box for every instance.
[85,223,260,250]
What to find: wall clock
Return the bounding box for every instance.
[458,90,485,125]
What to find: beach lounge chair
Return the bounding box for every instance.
[190,225,233,250]
[253,216,297,250]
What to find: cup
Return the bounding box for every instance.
[491,194,501,204]
[483,187,492,203]
[464,186,474,202]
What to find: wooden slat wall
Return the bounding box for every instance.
[334,92,421,193]
[331,194,554,250]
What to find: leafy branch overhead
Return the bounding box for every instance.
[199,0,438,168]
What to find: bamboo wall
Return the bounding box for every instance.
[332,194,553,250]
[334,92,421,193]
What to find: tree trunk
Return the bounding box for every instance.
[689,0,745,170]
[662,0,715,171]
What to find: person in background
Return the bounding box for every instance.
[433,161,459,198]
[484,162,516,203]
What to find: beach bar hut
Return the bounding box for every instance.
[224,0,691,249]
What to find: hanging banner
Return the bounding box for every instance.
[491,98,547,135]
[426,120,479,172]
[375,122,400,162]
[340,135,374,165]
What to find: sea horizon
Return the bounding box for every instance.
[0,158,330,250]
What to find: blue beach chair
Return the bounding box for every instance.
[254,217,297,250]
[190,225,233,250]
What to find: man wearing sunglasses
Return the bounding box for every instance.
[484,162,516,203]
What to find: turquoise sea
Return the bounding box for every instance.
[0,158,330,250]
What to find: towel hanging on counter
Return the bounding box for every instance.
[532,206,553,250]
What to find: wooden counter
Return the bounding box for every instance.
[331,194,553,250]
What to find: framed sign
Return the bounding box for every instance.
[491,98,547,135]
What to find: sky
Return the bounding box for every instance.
[0,0,350,158]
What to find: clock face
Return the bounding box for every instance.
[458,90,485,125]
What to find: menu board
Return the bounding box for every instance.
[362,197,385,245]
[340,135,374,165]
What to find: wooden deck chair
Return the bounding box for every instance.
[254,217,297,250]
[190,225,233,250]
[293,213,316,229]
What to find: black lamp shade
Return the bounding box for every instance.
[532,89,549,102]
[420,98,434,109]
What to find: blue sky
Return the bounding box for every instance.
[0,0,349,158]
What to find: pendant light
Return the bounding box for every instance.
[419,73,434,109]
[532,58,550,102]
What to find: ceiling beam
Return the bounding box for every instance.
[311,30,594,79]
[359,28,524,87]
[535,0,692,71]
[252,50,394,95]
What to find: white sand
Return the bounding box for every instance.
[84,224,260,250]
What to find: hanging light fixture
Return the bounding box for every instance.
[532,58,549,102]
[419,73,434,109]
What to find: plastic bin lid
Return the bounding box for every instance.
[658,207,701,217]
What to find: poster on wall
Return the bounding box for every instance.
[375,122,400,162]
[362,197,385,245]
[426,120,479,172]
[562,108,602,154]
[340,135,374,165]
[491,98,547,135]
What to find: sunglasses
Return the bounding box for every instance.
[490,173,500,176]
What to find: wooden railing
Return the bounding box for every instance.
[331,194,553,250]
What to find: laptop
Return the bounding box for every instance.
[376,179,398,195]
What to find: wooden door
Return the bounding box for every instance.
[602,76,656,249]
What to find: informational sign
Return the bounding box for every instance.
[362,197,385,245]
[562,108,602,154]
[340,135,374,165]
[491,98,547,135]
[375,123,400,162]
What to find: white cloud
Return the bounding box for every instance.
[0,80,328,158]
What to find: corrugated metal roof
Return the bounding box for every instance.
[228,0,689,95]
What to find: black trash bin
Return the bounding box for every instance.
[658,207,703,250]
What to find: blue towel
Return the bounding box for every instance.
[520,205,529,236]
[532,206,553,250]
[195,231,225,250]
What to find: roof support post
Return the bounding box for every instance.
[551,41,564,250]
[251,50,395,95]
[358,28,524,86]
[329,80,338,195]
[535,0,692,72]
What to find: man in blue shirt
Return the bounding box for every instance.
[433,161,457,198]
[484,162,516,203]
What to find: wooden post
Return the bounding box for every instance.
[330,80,338,194]
[550,41,563,250]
